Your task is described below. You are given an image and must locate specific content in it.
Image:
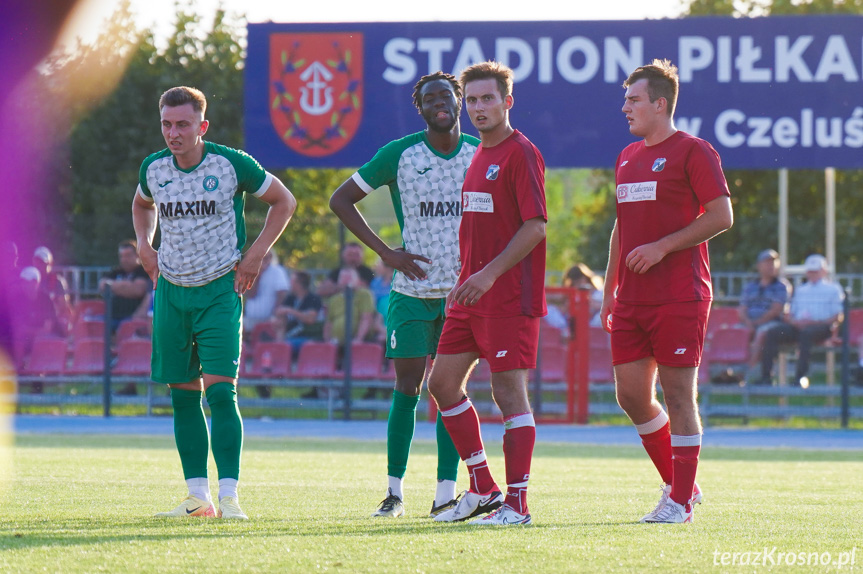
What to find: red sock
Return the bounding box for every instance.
[635,411,673,485]
[440,398,496,494]
[670,435,702,506]
[503,413,535,515]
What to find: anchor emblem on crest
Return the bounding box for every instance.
[299,61,334,116]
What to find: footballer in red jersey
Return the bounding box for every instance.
[600,60,733,524]
[428,61,546,527]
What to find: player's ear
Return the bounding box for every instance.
[198,119,210,137]
[504,94,514,111]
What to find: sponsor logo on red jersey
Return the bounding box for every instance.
[269,33,364,157]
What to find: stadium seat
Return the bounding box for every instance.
[73,317,105,340]
[846,307,863,344]
[245,341,292,378]
[703,326,750,365]
[588,326,611,349]
[248,321,278,345]
[470,358,492,382]
[346,342,385,380]
[112,338,152,376]
[588,346,615,383]
[539,344,567,382]
[21,336,68,375]
[115,318,151,343]
[67,337,106,375]
[540,324,565,346]
[707,306,741,337]
[293,342,338,379]
[73,299,104,322]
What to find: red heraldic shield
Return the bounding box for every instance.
[269,32,364,158]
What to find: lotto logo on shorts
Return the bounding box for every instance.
[462,191,494,213]
[616,181,657,203]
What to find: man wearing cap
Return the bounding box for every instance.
[32,246,72,333]
[738,249,792,380]
[758,254,844,387]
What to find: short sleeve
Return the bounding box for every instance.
[512,140,547,223]
[355,139,406,193]
[221,145,269,196]
[686,139,730,206]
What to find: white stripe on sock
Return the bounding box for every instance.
[670,434,703,447]
[509,480,529,489]
[465,450,487,467]
[504,413,535,430]
[635,410,670,436]
[441,399,473,417]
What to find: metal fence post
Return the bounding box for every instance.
[342,285,354,421]
[102,284,113,418]
[840,290,850,429]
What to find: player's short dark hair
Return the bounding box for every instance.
[412,72,462,112]
[159,86,207,116]
[623,59,679,117]
[118,239,137,252]
[459,61,514,99]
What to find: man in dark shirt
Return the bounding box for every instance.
[275,270,323,355]
[99,240,152,331]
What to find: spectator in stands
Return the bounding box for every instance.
[12,266,60,370]
[323,267,379,347]
[0,241,20,358]
[243,249,290,337]
[99,240,152,332]
[32,246,72,334]
[329,242,375,288]
[275,270,323,355]
[563,263,603,327]
[757,254,844,388]
[738,249,792,378]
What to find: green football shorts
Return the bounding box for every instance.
[151,271,242,384]
[385,291,447,359]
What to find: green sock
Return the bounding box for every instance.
[206,382,243,481]
[387,390,420,479]
[435,410,460,482]
[170,388,210,480]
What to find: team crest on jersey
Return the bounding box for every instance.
[652,158,667,172]
[485,165,500,180]
[269,32,364,158]
[202,175,219,192]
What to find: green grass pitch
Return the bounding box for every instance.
[1,434,861,573]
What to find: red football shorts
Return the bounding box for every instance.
[610,300,710,368]
[436,308,541,372]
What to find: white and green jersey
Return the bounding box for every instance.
[353,131,479,298]
[136,141,273,287]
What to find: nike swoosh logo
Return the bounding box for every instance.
[159,180,173,188]
[186,506,202,514]
[417,168,431,175]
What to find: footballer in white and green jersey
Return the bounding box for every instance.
[352,131,479,299]
[136,142,273,287]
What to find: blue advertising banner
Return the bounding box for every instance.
[245,17,863,169]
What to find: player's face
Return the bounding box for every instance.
[464,78,512,134]
[622,79,662,139]
[160,103,208,158]
[419,79,460,133]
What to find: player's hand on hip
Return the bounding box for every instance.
[234,256,263,295]
[625,243,665,274]
[383,247,431,281]
[453,270,494,307]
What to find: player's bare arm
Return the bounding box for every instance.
[132,192,160,285]
[329,179,431,281]
[600,220,621,333]
[235,177,296,295]
[625,195,733,275]
[452,216,546,307]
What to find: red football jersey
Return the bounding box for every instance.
[614,131,730,304]
[456,130,547,318]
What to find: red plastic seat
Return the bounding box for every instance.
[707,306,741,337]
[470,358,492,382]
[588,326,611,350]
[115,318,151,343]
[539,344,567,382]
[73,299,104,322]
[67,337,106,375]
[588,346,615,383]
[248,322,278,345]
[347,342,384,380]
[847,308,863,343]
[73,318,105,340]
[540,324,565,346]
[703,326,750,364]
[21,336,68,375]
[245,341,293,378]
[112,338,152,376]
[293,342,338,379]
